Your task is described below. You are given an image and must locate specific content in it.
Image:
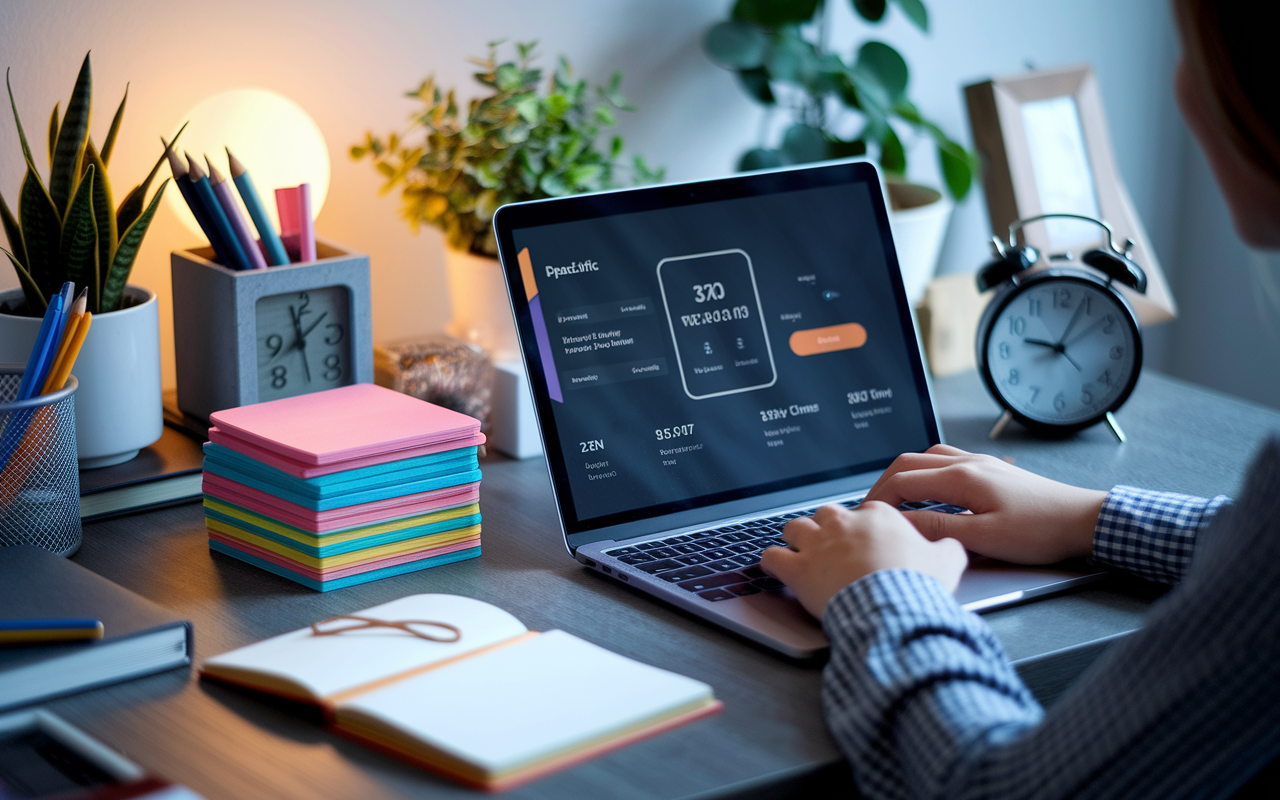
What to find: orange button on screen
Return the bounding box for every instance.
[789,323,868,356]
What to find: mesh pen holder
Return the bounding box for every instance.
[0,368,81,556]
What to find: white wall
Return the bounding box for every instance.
[5,0,1248,407]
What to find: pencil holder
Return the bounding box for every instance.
[0,368,82,556]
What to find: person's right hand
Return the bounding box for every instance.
[864,444,1106,565]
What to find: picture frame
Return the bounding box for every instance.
[965,64,1176,326]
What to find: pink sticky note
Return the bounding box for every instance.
[207,384,482,466]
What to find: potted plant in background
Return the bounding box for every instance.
[703,0,977,303]
[0,53,176,467]
[353,41,662,361]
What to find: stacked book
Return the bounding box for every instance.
[200,384,484,591]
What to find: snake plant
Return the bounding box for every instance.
[1,52,179,316]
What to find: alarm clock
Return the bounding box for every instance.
[171,240,374,421]
[975,213,1146,441]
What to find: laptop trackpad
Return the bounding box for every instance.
[720,590,830,654]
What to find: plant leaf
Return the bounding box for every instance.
[2,247,45,313]
[851,0,887,22]
[102,178,167,312]
[6,68,37,171]
[59,164,99,309]
[781,123,829,163]
[892,0,928,31]
[733,0,820,27]
[47,102,59,168]
[766,29,819,84]
[50,52,92,216]
[879,127,906,174]
[856,42,908,100]
[83,139,115,292]
[101,83,127,166]
[827,136,868,158]
[705,21,770,69]
[936,137,975,200]
[18,163,61,300]
[116,121,185,235]
[736,67,776,104]
[0,189,26,271]
[738,147,785,171]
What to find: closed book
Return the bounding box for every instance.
[0,547,193,712]
[79,427,204,522]
[201,594,719,790]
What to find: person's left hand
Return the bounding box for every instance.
[759,501,968,619]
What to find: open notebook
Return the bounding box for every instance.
[201,594,720,791]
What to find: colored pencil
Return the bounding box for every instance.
[16,290,66,401]
[165,140,235,267]
[207,156,267,270]
[41,287,88,394]
[0,618,104,644]
[40,311,91,396]
[187,152,252,271]
[227,148,290,267]
[275,184,316,263]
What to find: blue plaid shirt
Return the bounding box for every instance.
[821,481,1280,800]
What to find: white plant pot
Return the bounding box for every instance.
[0,286,162,468]
[887,182,954,307]
[443,247,520,361]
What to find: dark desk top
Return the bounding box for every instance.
[45,370,1280,799]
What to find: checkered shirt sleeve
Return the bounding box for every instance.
[1092,486,1232,584]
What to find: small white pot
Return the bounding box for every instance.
[442,247,520,362]
[0,286,162,468]
[887,182,954,307]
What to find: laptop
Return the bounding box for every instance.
[492,160,1103,659]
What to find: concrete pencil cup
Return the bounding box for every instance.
[0,368,82,556]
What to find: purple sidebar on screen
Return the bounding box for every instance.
[529,296,563,402]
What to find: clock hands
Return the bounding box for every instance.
[1056,301,1088,346]
[1064,315,1110,347]
[288,305,312,382]
[1023,337,1083,371]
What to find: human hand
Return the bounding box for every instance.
[865,444,1106,565]
[759,502,967,619]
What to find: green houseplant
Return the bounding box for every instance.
[0,52,179,467]
[353,41,662,258]
[353,41,661,358]
[1,53,175,316]
[704,0,975,198]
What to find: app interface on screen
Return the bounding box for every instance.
[511,182,932,525]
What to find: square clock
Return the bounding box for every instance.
[171,239,374,421]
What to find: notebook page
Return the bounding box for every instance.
[202,594,526,700]
[339,629,714,774]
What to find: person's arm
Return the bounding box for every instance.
[1093,486,1231,584]
[864,444,1231,584]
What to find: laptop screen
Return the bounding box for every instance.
[494,161,939,536]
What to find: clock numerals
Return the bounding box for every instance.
[1081,388,1094,406]
[256,286,353,401]
[1103,314,1116,334]
[1028,298,1041,316]
[1008,368,1020,385]
[1008,316,1026,336]
[1110,346,1123,360]
[1053,392,1066,412]
[999,342,1011,359]
[1053,287,1071,308]
[1098,369,1112,386]
[1029,385,1041,403]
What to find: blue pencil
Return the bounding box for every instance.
[227,148,290,267]
[32,282,76,392]
[166,142,235,267]
[16,290,67,401]
[186,152,252,271]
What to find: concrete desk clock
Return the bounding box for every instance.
[171,239,373,421]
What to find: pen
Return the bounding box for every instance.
[41,309,91,395]
[0,618,105,644]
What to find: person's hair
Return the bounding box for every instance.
[1175,0,1280,185]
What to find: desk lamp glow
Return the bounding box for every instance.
[166,88,329,242]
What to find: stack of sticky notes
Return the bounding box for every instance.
[200,384,485,591]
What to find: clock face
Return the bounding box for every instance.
[981,275,1141,428]
[255,287,353,401]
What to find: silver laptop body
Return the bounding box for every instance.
[493,161,1102,659]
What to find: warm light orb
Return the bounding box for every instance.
[166,88,329,241]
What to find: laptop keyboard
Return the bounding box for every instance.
[601,499,967,602]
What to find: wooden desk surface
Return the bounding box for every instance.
[45,370,1280,799]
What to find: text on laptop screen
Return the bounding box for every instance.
[504,174,934,531]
